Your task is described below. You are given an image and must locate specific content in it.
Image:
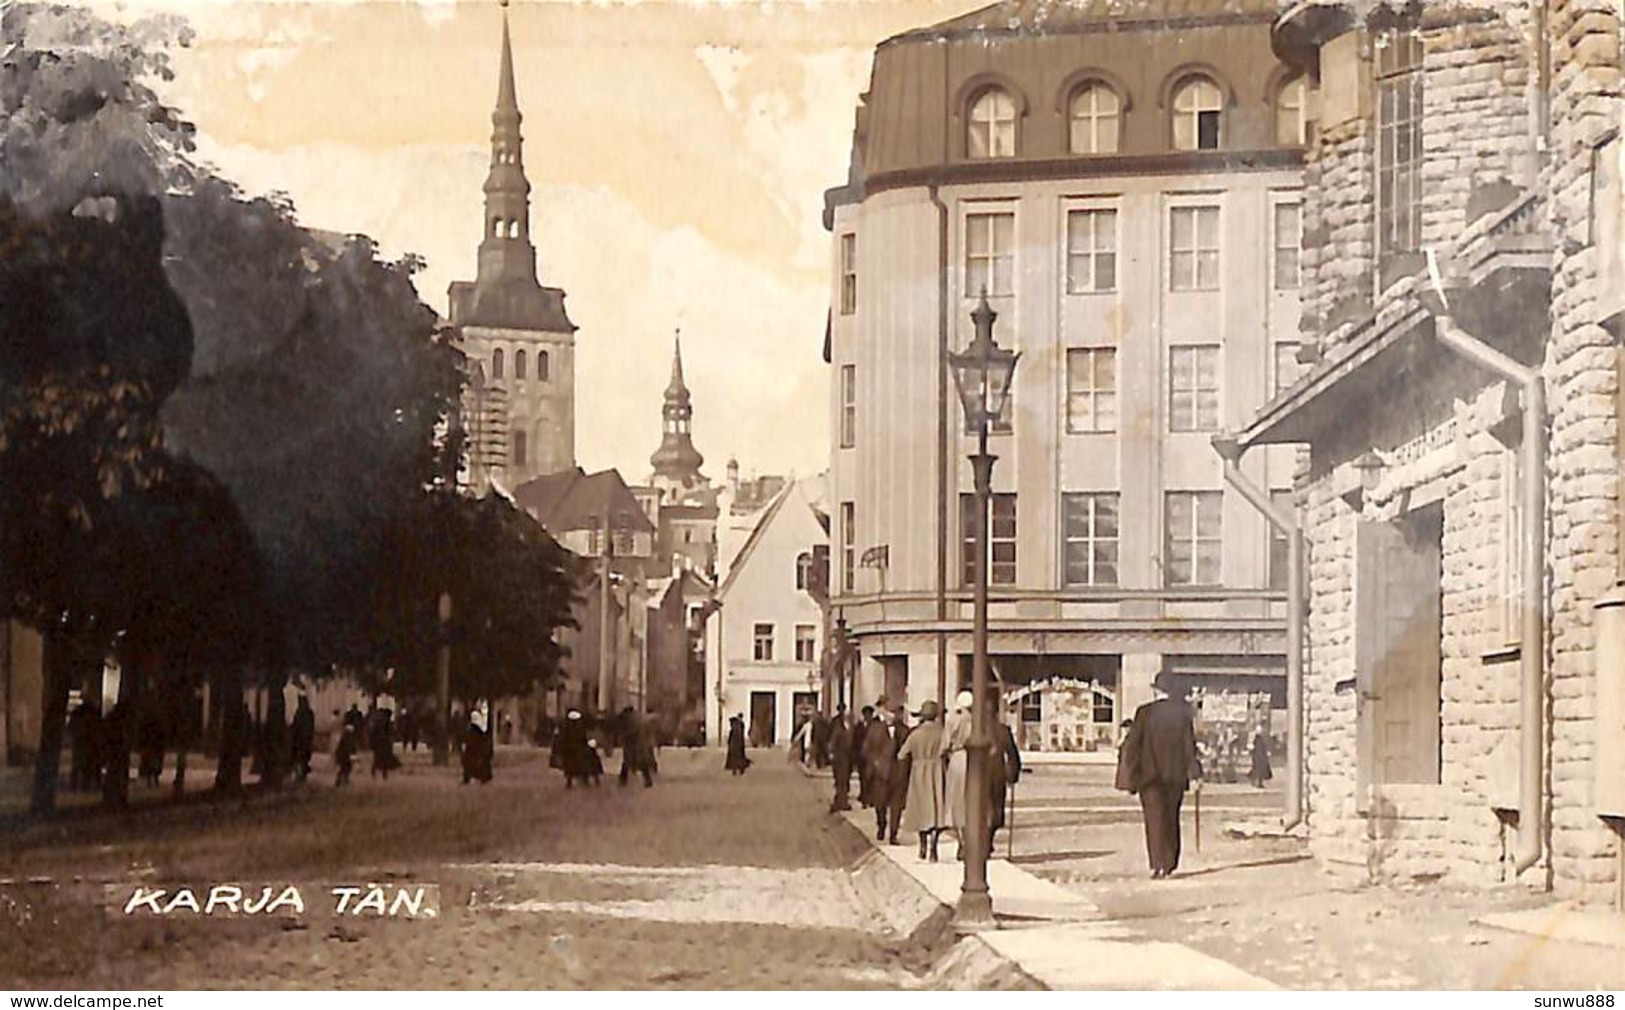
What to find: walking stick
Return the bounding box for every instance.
[1194,780,1202,854]
[1006,780,1016,860]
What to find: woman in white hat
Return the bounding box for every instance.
[943,689,975,858]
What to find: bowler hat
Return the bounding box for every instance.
[914,699,941,720]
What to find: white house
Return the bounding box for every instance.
[704,475,828,747]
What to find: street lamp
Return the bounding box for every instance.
[832,612,851,710]
[946,287,1020,931]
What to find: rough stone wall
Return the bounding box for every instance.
[1543,0,1624,904]
[1300,116,1374,347]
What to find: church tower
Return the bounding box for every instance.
[449,2,577,489]
[648,334,706,500]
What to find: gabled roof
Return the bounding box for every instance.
[716,475,829,599]
[513,467,657,535]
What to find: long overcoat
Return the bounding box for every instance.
[860,717,895,800]
[897,721,947,833]
[943,710,974,832]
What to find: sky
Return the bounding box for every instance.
[105,0,982,483]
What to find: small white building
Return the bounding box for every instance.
[704,475,828,747]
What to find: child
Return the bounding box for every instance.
[335,724,357,787]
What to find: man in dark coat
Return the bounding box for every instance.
[860,708,896,838]
[882,704,912,845]
[617,707,655,788]
[724,713,751,774]
[811,712,831,769]
[290,695,316,782]
[1116,672,1201,879]
[827,706,853,812]
[986,701,1024,858]
[852,705,874,808]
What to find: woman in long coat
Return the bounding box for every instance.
[724,714,751,775]
[943,690,975,856]
[897,700,947,861]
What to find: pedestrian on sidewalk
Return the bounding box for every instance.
[828,707,853,811]
[462,710,494,784]
[811,711,831,770]
[555,709,596,786]
[852,705,874,808]
[790,712,815,769]
[985,694,1023,859]
[1248,730,1272,789]
[943,690,974,859]
[897,699,947,861]
[881,703,912,844]
[861,707,896,839]
[334,723,357,787]
[370,707,399,780]
[724,713,751,776]
[1115,671,1201,879]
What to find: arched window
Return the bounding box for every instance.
[1172,75,1224,151]
[795,551,814,591]
[511,428,528,468]
[968,88,1017,159]
[491,347,505,380]
[490,216,501,238]
[537,350,550,382]
[515,349,527,380]
[508,219,521,239]
[1276,74,1307,146]
[1069,83,1121,155]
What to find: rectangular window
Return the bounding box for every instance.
[839,364,856,448]
[966,211,1015,298]
[839,234,857,315]
[1273,342,1303,398]
[1274,202,1302,289]
[841,501,855,594]
[753,623,775,662]
[1065,348,1117,433]
[961,492,1018,587]
[1166,491,1223,587]
[1168,345,1221,432]
[1020,691,1042,723]
[1063,493,1121,587]
[794,624,817,663]
[1268,489,1293,591]
[1376,28,1424,257]
[1066,209,1117,293]
[1170,205,1220,291]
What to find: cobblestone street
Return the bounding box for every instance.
[0,748,927,989]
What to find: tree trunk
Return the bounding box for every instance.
[213,667,245,793]
[30,631,87,815]
[171,671,192,799]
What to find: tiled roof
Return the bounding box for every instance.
[513,467,656,535]
[891,0,1278,41]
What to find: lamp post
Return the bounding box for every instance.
[433,591,453,767]
[946,288,1020,931]
[832,613,850,710]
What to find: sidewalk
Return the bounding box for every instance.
[840,810,1276,990]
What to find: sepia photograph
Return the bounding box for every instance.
[1,0,1625,993]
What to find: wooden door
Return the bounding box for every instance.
[749,691,776,747]
[1355,504,1444,801]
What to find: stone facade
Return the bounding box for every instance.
[1249,0,1625,902]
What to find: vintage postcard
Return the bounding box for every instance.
[1,0,1624,993]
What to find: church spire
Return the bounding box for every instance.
[650,330,705,490]
[478,0,538,287]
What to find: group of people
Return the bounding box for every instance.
[785,690,1023,863]
[550,707,658,789]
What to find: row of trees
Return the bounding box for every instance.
[0,3,580,812]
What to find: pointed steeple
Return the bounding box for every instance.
[478,0,538,287]
[651,330,705,489]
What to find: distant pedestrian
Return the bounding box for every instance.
[881,704,912,845]
[1116,672,1201,879]
[791,713,815,768]
[290,695,316,782]
[943,690,974,859]
[811,712,831,770]
[724,713,751,775]
[334,724,357,787]
[343,703,365,737]
[986,696,1023,858]
[827,707,852,811]
[461,711,493,785]
[1249,731,1272,789]
[137,705,165,789]
[852,705,874,807]
[400,706,420,753]
[554,709,598,787]
[897,700,947,861]
[370,708,399,780]
[860,708,896,839]
[617,707,655,788]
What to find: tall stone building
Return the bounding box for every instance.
[825,0,1305,740]
[1235,0,1625,903]
[449,7,578,488]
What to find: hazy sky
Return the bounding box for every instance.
[112,0,980,483]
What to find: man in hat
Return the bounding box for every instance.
[827,705,853,812]
[881,703,913,845]
[1116,671,1200,879]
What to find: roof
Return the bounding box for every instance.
[886,0,1278,43]
[448,279,576,334]
[513,467,657,535]
[716,475,829,599]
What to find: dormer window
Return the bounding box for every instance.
[968,88,1017,159]
[1069,83,1121,155]
[1275,74,1308,146]
[1172,75,1223,151]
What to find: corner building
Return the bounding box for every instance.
[826,0,1307,738]
[1236,0,1625,903]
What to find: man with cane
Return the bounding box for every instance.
[1115,671,1200,879]
[985,693,1023,861]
